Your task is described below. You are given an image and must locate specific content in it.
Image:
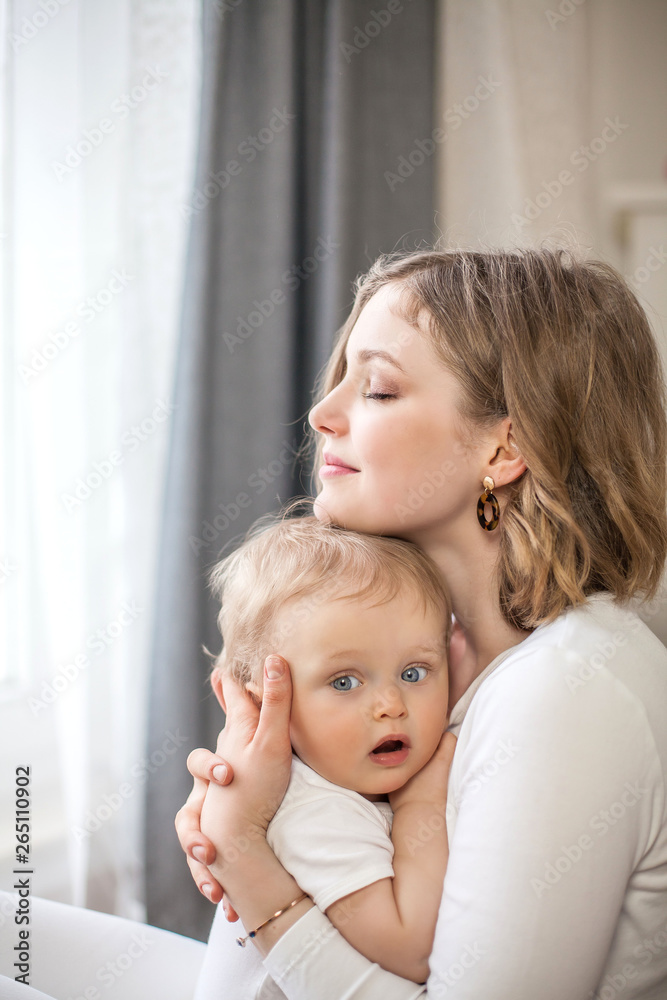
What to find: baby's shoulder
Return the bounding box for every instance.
[267,756,393,845]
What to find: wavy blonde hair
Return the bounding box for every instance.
[303,247,667,630]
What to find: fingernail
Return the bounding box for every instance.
[212,764,228,783]
[265,656,284,679]
[201,882,213,900]
[192,846,206,864]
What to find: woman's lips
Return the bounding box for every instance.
[319,464,358,478]
[320,453,359,478]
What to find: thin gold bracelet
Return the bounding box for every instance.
[236,892,309,947]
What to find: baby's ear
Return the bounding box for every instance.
[246,680,263,709]
[210,667,227,712]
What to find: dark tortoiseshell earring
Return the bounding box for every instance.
[477,476,499,531]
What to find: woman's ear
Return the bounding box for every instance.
[487,418,527,487]
[210,668,226,712]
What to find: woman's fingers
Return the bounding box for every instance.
[434,730,458,788]
[185,854,224,903]
[439,730,458,765]
[186,747,234,785]
[220,671,261,739]
[254,655,293,749]
[222,893,239,922]
[175,780,225,901]
[175,776,217,863]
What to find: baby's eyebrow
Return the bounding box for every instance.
[325,648,365,662]
[324,642,445,663]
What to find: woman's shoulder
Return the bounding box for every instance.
[463,593,667,757]
[502,593,667,685]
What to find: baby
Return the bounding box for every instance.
[204,514,452,986]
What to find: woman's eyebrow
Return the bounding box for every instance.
[355,348,407,374]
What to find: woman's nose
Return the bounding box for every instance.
[308,386,346,435]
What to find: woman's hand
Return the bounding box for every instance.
[175,655,294,911]
[175,745,233,905]
[388,730,457,814]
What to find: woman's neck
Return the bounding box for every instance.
[411,525,532,706]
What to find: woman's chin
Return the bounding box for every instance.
[313,494,348,528]
[313,493,398,535]
[312,495,333,525]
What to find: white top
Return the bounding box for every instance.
[194,755,396,1000]
[257,594,667,1000]
[266,754,395,911]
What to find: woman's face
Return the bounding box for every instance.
[308,283,485,541]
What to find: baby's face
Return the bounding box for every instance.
[271,589,449,799]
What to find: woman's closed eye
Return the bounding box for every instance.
[361,377,400,401]
[362,390,397,401]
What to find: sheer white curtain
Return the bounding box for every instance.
[0,0,200,918]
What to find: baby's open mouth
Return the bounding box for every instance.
[372,739,406,754]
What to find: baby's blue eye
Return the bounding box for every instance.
[401,665,428,683]
[330,675,361,691]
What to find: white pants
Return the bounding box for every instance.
[0,891,205,1000]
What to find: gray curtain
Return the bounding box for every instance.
[146,0,438,939]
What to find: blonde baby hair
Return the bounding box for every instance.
[209,513,452,691]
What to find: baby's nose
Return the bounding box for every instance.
[371,684,408,719]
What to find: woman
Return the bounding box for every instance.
[178,247,667,999]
